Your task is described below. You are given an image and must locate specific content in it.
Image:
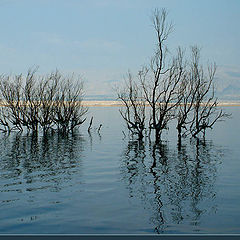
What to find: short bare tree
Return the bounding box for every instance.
[189,46,231,138]
[0,69,88,134]
[53,74,88,133]
[176,64,199,143]
[0,73,25,132]
[22,69,41,133]
[37,71,61,133]
[117,71,146,140]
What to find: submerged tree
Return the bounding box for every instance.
[189,46,231,138]
[119,9,185,143]
[53,74,88,133]
[176,72,196,143]
[0,73,25,132]
[0,69,88,134]
[140,9,176,143]
[37,71,60,133]
[117,71,146,140]
[176,52,199,144]
[118,8,230,143]
[142,45,185,143]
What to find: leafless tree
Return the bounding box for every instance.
[0,69,88,134]
[118,9,230,143]
[21,69,41,133]
[0,107,11,132]
[117,71,146,140]
[189,46,231,138]
[118,9,187,143]
[176,63,199,143]
[143,8,174,143]
[0,73,25,132]
[140,12,185,143]
[53,74,88,133]
[37,71,59,133]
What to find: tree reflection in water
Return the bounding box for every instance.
[120,138,221,233]
[0,132,85,194]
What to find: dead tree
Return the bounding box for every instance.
[140,42,185,142]
[139,9,186,143]
[0,107,11,132]
[119,9,185,143]
[189,46,231,138]
[88,116,93,132]
[53,74,88,133]
[176,64,199,143]
[0,74,25,132]
[117,71,146,140]
[0,70,88,134]
[37,71,60,133]
[21,69,41,133]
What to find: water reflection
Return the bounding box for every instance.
[0,132,85,196]
[120,138,221,233]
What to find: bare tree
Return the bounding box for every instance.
[176,63,199,143]
[0,107,11,132]
[189,46,231,138]
[140,37,185,142]
[118,9,231,143]
[0,69,88,134]
[119,9,186,143]
[37,71,61,133]
[117,71,146,140]
[142,8,173,143]
[21,69,41,133]
[0,73,25,132]
[53,74,88,133]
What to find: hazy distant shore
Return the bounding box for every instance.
[0,100,239,107]
[81,100,240,107]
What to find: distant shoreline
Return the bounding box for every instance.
[0,100,239,107]
[81,100,240,107]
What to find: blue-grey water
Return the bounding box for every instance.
[0,106,239,234]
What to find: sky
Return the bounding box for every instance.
[0,0,240,96]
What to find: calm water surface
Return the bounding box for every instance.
[0,106,239,234]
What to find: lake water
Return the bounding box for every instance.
[0,106,239,234]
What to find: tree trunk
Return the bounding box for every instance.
[155,129,161,143]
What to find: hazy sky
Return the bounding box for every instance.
[0,0,239,95]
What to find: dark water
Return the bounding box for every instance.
[0,106,239,234]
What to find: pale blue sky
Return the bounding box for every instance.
[0,0,239,95]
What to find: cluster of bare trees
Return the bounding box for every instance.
[0,69,88,134]
[117,9,230,144]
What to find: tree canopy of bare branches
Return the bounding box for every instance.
[118,8,230,144]
[117,71,146,140]
[0,69,88,134]
[188,46,231,138]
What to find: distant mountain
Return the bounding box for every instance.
[222,84,240,95]
[217,84,240,101]
[85,94,116,101]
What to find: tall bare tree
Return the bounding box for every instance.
[140,9,185,143]
[118,9,231,143]
[118,9,187,143]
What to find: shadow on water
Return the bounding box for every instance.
[120,138,221,233]
[0,131,86,195]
